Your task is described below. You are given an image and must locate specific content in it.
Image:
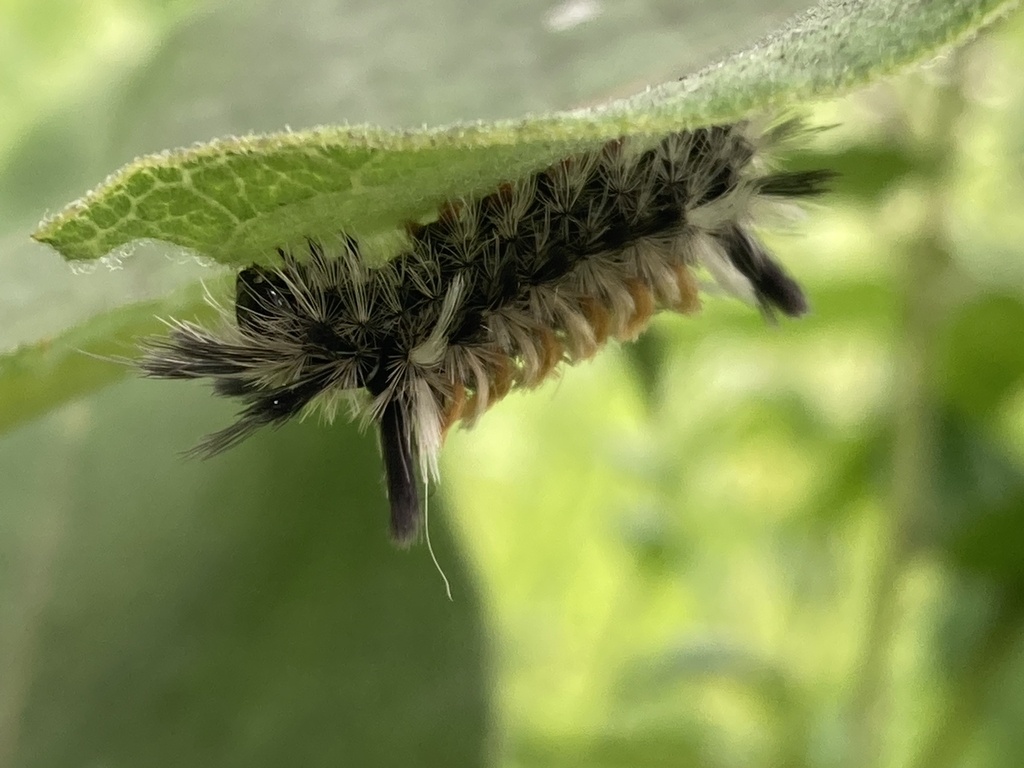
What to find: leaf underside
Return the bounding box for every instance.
[33,0,1020,267]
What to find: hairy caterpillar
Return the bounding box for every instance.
[139,119,832,545]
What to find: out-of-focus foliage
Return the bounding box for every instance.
[0,0,195,156]
[444,12,1024,767]
[2,1,1024,767]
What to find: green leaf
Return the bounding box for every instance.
[914,412,1024,583]
[939,293,1024,422]
[1,379,487,766]
[34,0,1021,266]
[0,282,217,435]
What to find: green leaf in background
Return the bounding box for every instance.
[0,281,216,435]
[939,294,1024,422]
[914,412,1024,583]
[1,379,487,767]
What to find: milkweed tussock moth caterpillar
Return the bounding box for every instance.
[139,119,833,546]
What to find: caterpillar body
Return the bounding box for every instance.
[139,120,832,545]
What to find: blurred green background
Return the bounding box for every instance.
[3,0,1024,766]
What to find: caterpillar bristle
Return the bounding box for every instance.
[137,119,833,544]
